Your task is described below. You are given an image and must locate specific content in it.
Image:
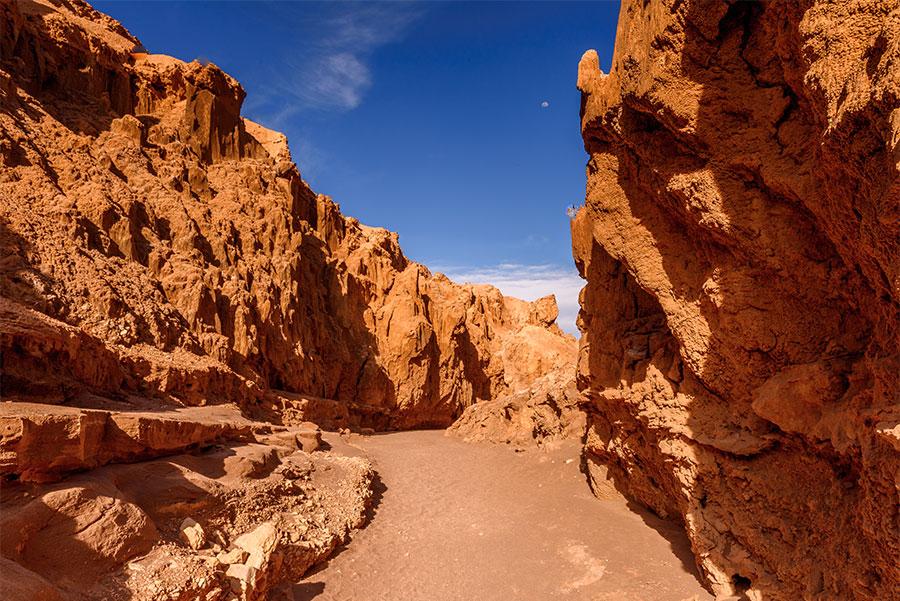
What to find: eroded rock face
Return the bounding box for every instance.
[0,0,575,429]
[447,371,585,448]
[574,1,899,599]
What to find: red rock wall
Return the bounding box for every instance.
[0,0,575,429]
[574,1,899,599]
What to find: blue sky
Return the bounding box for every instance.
[94,1,620,332]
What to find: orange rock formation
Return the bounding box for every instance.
[0,1,577,598]
[574,1,899,599]
[0,0,575,431]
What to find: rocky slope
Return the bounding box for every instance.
[447,370,584,448]
[0,0,575,430]
[573,1,899,599]
[1,406,376,601]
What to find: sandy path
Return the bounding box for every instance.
[293,431,712,601]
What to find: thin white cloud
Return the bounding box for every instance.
[282,52,372,111]
[250,3,423,119]
[325,6,421,49]
[433,263,584,335]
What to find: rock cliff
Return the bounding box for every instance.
[0,0,575,431]
[574,1,899,599]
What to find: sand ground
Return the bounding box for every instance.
[289,431,712,601]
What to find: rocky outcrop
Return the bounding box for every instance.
[0,402,256,482]
[0,0,575,429]
[447,371,584,448]
[1,421,374,601]
[447,297,585,449]
[574,1,899,599]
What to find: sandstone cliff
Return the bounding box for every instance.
[0,0,575,432]
[574,1,899,599]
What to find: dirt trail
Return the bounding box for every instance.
[293,431,712,601]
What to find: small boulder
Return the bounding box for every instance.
[110,114,145,145]
[216,548,248,565]
[233,521,279,571]
[178,517,207,550]
[225,562,257,594]
[295,422,322,452]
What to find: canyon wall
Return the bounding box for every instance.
[0,0,575,431]
[574,1,899,599]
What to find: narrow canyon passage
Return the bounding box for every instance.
[294,432,712,601]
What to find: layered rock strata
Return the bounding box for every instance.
[574,1,899,599]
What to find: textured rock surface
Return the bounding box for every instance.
[574,1,899,599]
[0,2,577,599]
[447,295,585,448]
[447,371,585,448]
[1,421,375,601]
[0,0,575,431]
[0,402,258,481]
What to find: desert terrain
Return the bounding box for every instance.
[1,1,897,600]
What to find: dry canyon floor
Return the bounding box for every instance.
[292,431,712,601]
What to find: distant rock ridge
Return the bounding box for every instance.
[0,0,576,431]
[573,1,899,599]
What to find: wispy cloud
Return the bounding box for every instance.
[305,52,372,109]
[246,2,423,125]
[433,263,585,335]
